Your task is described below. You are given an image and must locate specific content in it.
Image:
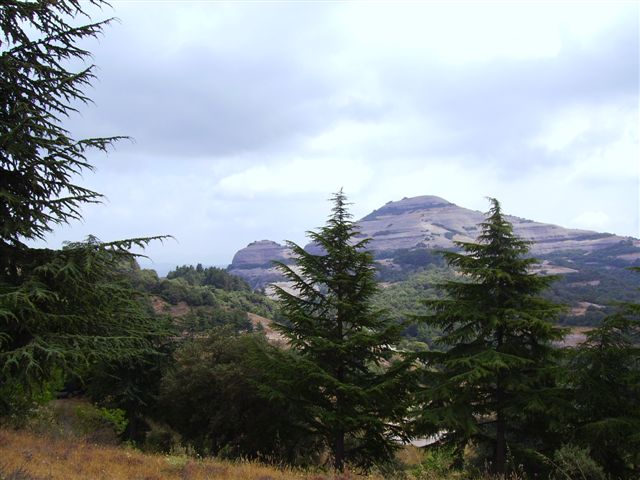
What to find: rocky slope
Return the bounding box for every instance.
[230,240,293,268]
[357,195,628,255]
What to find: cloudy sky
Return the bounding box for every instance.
[43,1,638,273]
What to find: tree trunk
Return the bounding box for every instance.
[334,307,345,472]
[334,430,345,472]
[495,404,506,474]
[494,325,506,474]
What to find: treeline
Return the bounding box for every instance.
[167,264,251,291]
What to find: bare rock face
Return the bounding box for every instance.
[357,195,632,255]
[356,195,482,252]
[230,240,292,268]
[228,240,293,290]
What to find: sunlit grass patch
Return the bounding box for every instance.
[0,428,383,480]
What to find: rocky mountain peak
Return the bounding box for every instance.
[361,195,453,221]
[231,240,291,268]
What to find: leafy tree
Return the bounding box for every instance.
[564,268,640,478]
[0,1,169,412]
[415,198,565,474]
[159,328,317,463]
[178,306,252,334]
[259,190,410,472]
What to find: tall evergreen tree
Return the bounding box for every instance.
[259,190,410,472]
[564,267,640,478]
[0,1,169,411]
[415,198,564,474]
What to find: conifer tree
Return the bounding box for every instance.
[415,198,564,474]
[0,1,169,412]
[565,267,640,478]
[1,0,120,252]
[260,190,410,472]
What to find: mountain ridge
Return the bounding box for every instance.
[230,195,637,273]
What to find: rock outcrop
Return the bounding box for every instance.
[230,240,292,268]
[228,240,293,290]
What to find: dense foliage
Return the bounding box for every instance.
[371,267,450,343]
[561,270,640,478]
[132,264,281,334]
[167,264,251,291]
[544,244,640,325]
[414,198,565,474]
[0,0,118,249]
[0,237,172,415]
[159,328,317,463]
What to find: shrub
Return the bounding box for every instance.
[549,444,606,480]
[74,404,128,437]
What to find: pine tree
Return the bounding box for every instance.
[415,198,564,474]
[0,1,169,413]
[1,0,121,252]
[565,267,640,478]
[260,190,410,472]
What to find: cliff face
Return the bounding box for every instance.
[230,240,292,268]
[227,195,639,293]
[228,240,292,290]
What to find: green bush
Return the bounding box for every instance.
[159,328,319,464]
[550,444,606,480]
[408,446,458,479]
[74,404,128,436]
[143,421,182,454]
[0,372,63,427]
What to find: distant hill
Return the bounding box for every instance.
[228,195,640,326]
[131,263,282,335]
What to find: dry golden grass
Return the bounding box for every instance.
[0,428,382,480]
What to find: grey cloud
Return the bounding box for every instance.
[69,3,637,170]
[66,2,349,158]
[75,49,334,157]
[371,10,637,170]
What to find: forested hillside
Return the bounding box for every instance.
[131,264,282,334]
[370,241,640,328]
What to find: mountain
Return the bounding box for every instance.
[227,195,640,325]
[355,195,629,255]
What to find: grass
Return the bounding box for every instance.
[0,428,383,480]
[0,399,532,480]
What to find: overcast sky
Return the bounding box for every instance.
[41,1,639,273]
